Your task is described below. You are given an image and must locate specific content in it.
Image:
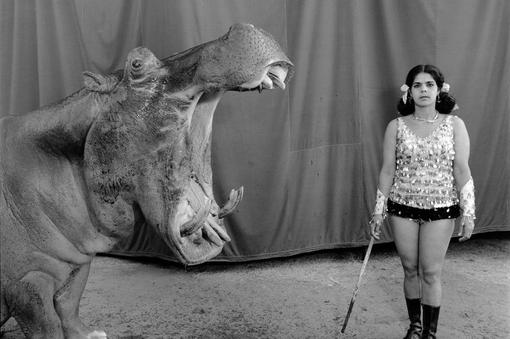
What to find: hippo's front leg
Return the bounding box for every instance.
[54,263,107,339]
[7,271,64,338]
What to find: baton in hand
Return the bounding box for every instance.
[341,236,375,333]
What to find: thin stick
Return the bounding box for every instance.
[341,237,375,333]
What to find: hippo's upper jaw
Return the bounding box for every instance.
[162,23,294,94]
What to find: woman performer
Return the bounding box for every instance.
[369,64,476,339]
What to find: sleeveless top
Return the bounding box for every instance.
[389,115,459,209]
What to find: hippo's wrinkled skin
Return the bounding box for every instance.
[0,23,293,338]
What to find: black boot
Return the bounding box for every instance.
[422,304,440,339]
[403,298,422,339]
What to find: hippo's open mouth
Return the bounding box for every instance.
[85,23,293,266]
[160,53,292,265]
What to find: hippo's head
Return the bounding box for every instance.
[82,24,293,265]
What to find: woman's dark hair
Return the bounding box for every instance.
[397,64,457,115]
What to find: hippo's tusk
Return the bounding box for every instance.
[179,199,211,237]
[238,63,290,92]
[207,215,231,242]
[261,75,274,90]
[202,220,223,246]
[268,74,284,90]
[267,65,288,90]
[218,186,244,218]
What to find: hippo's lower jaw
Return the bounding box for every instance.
[174,215,228,265]
[154,184,243,265]
[166,202,227,265]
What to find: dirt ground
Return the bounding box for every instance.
[1,232,509,339]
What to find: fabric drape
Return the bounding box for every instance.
[1,0,508,262]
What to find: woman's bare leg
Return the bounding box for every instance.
[419,219,455,305]
[390,216,421,298]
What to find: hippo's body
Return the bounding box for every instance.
[0,23,293,338]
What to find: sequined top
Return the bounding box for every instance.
[389,115,459,209]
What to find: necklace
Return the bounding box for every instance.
[413,111,439,123]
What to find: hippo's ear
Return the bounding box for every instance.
[83,71,118,93]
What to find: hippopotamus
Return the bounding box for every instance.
[0,23,293,338]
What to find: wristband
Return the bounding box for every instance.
[373,188,388,218]
[460,178,476,219]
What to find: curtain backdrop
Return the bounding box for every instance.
[1,0,509,262]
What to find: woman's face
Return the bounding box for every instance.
[410,72,439,108]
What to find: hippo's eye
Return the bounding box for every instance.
[131,59,142,70]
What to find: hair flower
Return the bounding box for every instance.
[441,83,450,92]
[400,84,409,103]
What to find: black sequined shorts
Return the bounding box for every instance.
[387,199,460,223]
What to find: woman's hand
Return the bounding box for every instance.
[370,214,384,240]
[458,216,475,242]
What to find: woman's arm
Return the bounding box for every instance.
[453,115,475,241]
[370,119,397,239]
[378,119,397,196]
[453,116,472,187]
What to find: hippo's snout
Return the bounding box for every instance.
[190,23,294,92]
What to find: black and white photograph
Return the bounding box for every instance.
[1,1,509,338]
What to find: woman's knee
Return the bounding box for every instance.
[402,261,419,279]
[420,267,442,285]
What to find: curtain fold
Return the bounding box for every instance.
[74,0,143,73]
[1,0,87,115]
[1,0,508,262]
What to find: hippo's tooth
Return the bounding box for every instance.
[267,65,288,90]
[261,75,274,90]
[218,186,244,218]
[269,75,285,90]
[179,199,210,237]
[179,219,203,237]
[203,221,224,246]
[207,215,231,242]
